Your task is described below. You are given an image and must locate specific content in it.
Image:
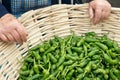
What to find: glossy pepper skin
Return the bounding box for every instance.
[18,32,120,80]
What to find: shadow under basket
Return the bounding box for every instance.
[0,4,120,80]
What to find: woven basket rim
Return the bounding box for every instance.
[1,4,120,80]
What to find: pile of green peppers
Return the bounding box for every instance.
[18,32,120,80]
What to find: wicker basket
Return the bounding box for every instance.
[0,3,120,80]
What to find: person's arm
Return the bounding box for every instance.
[0,3,9,17]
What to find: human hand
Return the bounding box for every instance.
[0,14,28,44]
[89,0,111,24]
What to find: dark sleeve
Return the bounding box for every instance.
[89,0,92,2]
[82,0,92,3]
[0,3,9,18]
[51,0,91,4]
[51,0,71,4]
[2,0,11,13]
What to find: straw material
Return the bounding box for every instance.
[0,3,120,80]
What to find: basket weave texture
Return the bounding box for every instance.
[0,4,120,80]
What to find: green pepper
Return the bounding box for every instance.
[63,60,73,66]
[91,61,99,70]
[102,39,113,48]
[43,42,51,50]
[107,49,119,58]
[101,35,113,48]
[65,35,73,46]
[88,49,99,57]
[68,62,78,70]
[19,70,30,76]
[24,57,34,63]
[116,48,120,54]
[79,58,90,68]
[109,70,118,80]
[76,73,84,80]
[71,35,80,46]
[45,46,57,54]
[66,47,72,54]
[84,61,92,75]
[85,37,98,43]
[79,52,85,58]
[66,70,74,80]
[32,51,41,60]
[30,45,40,51]
[61,66,68,77]
[29,68,34,76]
[66,54,78,61]
[46,70,58,80]
[102,51,118,65]
[38,63,50,79]
[39,45,45,53]
[94,68,108,80]
[113,41,119,50]
[77,37,84,47]
[83,77,92,80]
[95,42,108,51]
[51,64,56,73]
[71,47,82,53]
[21,65,27,71]
[33,59,39,74]
[92,55,101,60]
[18,78,23,80]
[85,32,97,37]
[43,55,47,64]
[93,77,101,80]
[112,68,120,79]
[76,67,84,73]
[27,74,40,80]
[48,53,57,63]
[57,55,65,67]
[83,45,88,56]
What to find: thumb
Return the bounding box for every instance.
[89,5,94,19]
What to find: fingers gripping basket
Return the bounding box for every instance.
[0,4,120,80]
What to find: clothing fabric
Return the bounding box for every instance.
[0,3,8,17]
[0,0,91,17]
[2,0,51,16]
